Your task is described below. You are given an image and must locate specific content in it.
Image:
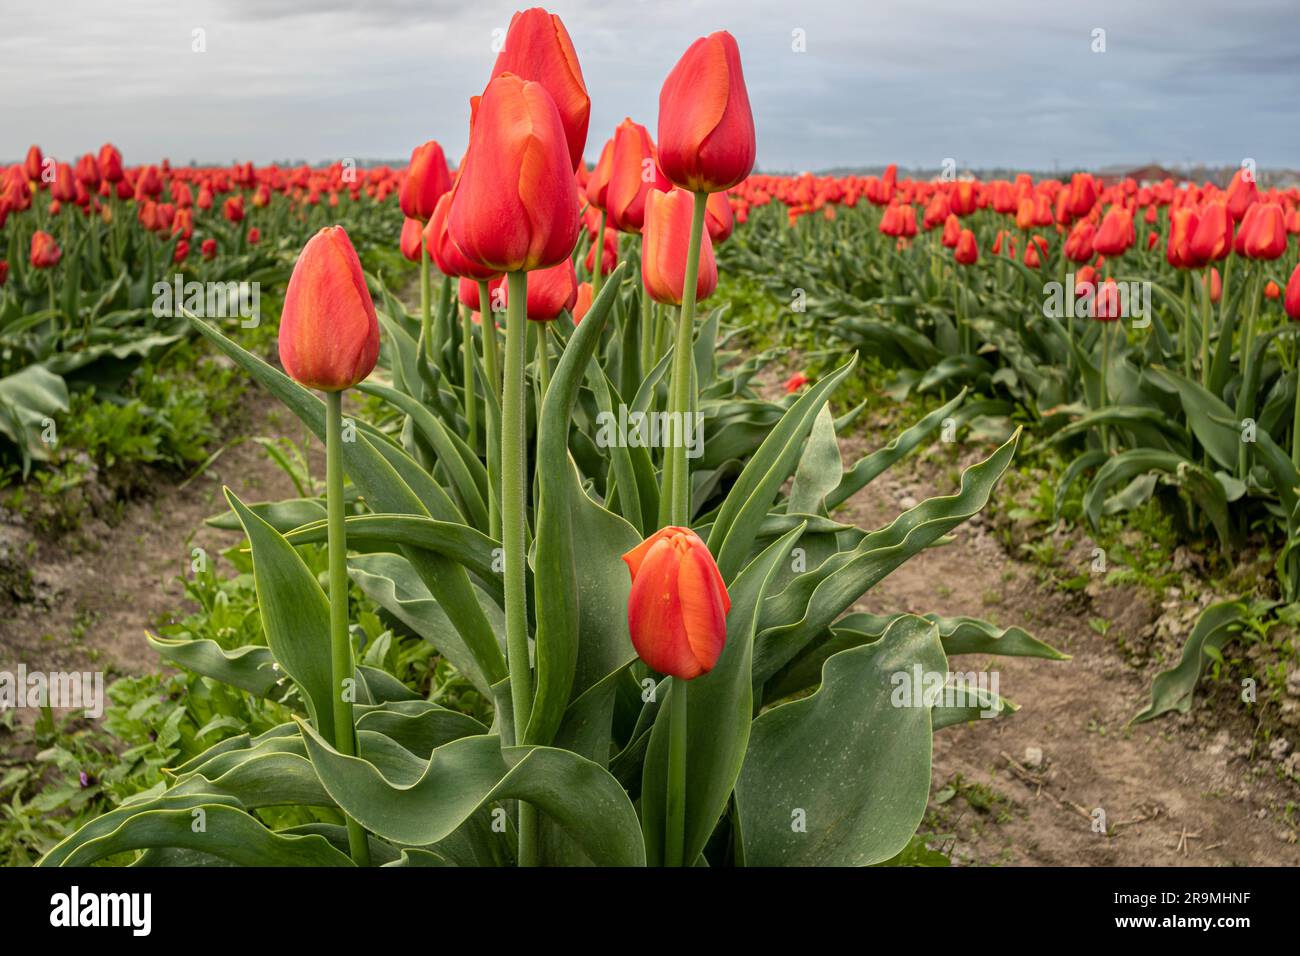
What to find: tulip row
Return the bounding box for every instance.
[724,166,1300,598]
[40,8,1064,867]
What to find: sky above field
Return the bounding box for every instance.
[3,0,1297,173]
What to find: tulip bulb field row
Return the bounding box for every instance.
[0,6,1297,875]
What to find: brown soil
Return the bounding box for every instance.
[834,420,1300,866]
[0,394,320,680]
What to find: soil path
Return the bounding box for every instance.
[0,394,319,679]
[834,425,1300,866]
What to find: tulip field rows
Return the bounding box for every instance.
[2,8,1299,874]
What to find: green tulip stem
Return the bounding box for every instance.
[479,280,502,540]
[503,270,537,867]
[461,305,478,454]
[536,321,551,397]
[419,241,432,362]
[1181,271,1193,380]
[1237,265,1260,479]
[1099,321,1111,454]
[593,208,607,298]
[665,677,689,867]
[639,281,654,378]
[664,191,709,527]
[1201,266,1213,388]
[325,389,370,868]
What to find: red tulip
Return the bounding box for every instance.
[30,230,61,269]
[426,192,499,281]
[24,145,44,183]
[51,163,75,203]
[1209,266,1222,304]
[585,227,618,277]
[488,7,589,171]
[1226,168,1258,223]
[96,144,123,183]
[448,73,579,273]
[400,217,428,262]
[642,187,718,306]
[605,118,669,234]
[248,227,261,245]
[954,228,978,265]
[223,195,245,224]
[399,140,452,221]
[1264,279,1281,300]
[201,237,217,260]
[1166,208,1204,269]
[1239,202,1287,260]
[1075,264,1098,296]
[657,31,755,193]
[940,214,961,248]
[278,226,380,392]
[585,137,615,211]
[0,260,8,286]
[784,371,809,393]
[75,154,100,190]
[1189,201,1232,262]
[174,240,190,264]
[1065,221,1095,263]
[573,281,594,324]
[622,526,730,680]
[1092,206,1134,257]
[705,191,734,243]
[1285,263,1300,320]
[950,181,977,217]
[1094,278,1122,321]
[458,275,505,312]
[505,257,577,320]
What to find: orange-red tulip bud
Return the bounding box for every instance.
[399,140,452,221]
[657,31,755,193]
[30,230,61,269]
[642,187,717,306]
[448,73,579,273]
[622,526,730,680]
[278,226,380,392]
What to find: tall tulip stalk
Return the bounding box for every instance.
[277,225,381,867]
[651,29,755,865]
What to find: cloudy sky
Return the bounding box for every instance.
[2,0,1296,173]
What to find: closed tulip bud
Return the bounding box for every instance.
[0,261,8,286]
[75,154,100,190]
[606,118,670,234]
[954,228,978,265]
[51,163,76,203]
[399,140,452,221]
[504,257,577,320]
[572,281,594,324]
[1065,221,1095,263]
[951,181,977,217]
[1166,208,1203,268]
[705,190,734,244]
[941,214,962,248]
[489,7,589,171]
[400,217,427,262]
[248,227,261,245]
[278,226,380,392]
[1240,202,1287,260]
[642,187,718,306]
[1015,197,1035,232]
[1285,263,1300,320]
[1226,169,1258,223]
[97,144,124,183]
[585,227,618,276]
[135,165,163,200]
[30,230,61,269]
[1068,173,1097,218]
[223,195,245,223]
[622,526,730,680]
[448,73,579,273]
[586,137,615,211]
[24,145,44,183]
[197,185,213,211]
[657,31,756,193]
[201,238,217,260]
[174,239,190,264]
[426,191,500,281]
[1075,264,1098,296]
[1264,279,1281,300]
[458,275,505,312]
[1209,266,1222,304]
[1094,278,1122,321]
[1189,200,1232,262]
[784,371,809,393]
[1024,241,1042,269]
[1092,206,1134,257]
[925,192,952,230]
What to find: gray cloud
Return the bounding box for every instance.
[2,0,1296,172]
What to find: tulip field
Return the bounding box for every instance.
[1,7,1299,895]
